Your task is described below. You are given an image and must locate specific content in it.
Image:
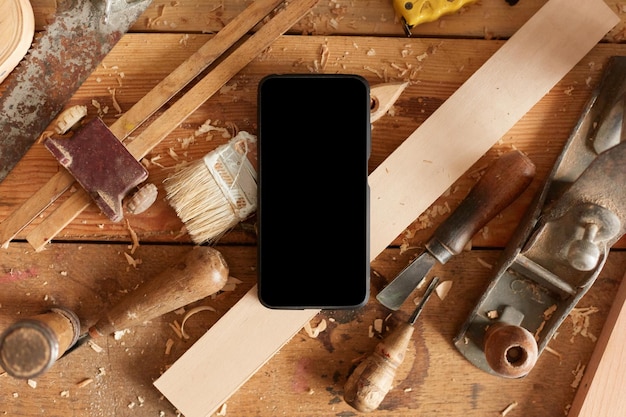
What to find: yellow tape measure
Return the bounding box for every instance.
[393,0,477,36]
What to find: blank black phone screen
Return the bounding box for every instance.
[257,74,370,309]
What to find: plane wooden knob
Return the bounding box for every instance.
[483,322,538,378]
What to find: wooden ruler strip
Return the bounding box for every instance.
[153,1,619,417]
[567,270,626,417]
[0,0,285,248]
[24,0,319,251]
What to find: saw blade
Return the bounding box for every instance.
[0,0,152,183]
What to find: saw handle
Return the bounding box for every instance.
[426,150,535,263]
[89,246,229,338]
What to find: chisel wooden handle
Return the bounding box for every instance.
[89,246,229,338]
[426,150,535,263]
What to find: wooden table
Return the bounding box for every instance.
[1,1,625,416]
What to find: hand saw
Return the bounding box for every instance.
[0,0,152,183]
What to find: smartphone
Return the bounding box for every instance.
[257,74,370,309]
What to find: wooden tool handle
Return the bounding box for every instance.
[89,246,229,338]
[344,323,414,412]
[427,150,535,263]
[483,323,538,378]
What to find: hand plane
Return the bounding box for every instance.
[454,56,626,378]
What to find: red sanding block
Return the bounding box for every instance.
[44,118,148,222]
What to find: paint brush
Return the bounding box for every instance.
[164,131,258,244]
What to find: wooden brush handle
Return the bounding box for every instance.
[89,246,229,337]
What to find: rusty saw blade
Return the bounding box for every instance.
[0,0,152,183]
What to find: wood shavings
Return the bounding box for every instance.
[91,99,109,117]
[373,318,383,333]
[319,41,330,70]
[180,306,216,339]
[147,3,166,27]
[304,319,327,338]
[168,320,183,339]
[544,345,563,361]
[486,310,499,319]
[76,378,94,388]
[435,280,453,300]
[60,390,70,398]
[571,362,586,388]
[125,219,140,254]
[88,340,104,353]
[113,329,131,340]
[107,87,123,115]
[27,379,37,389]
[216,403,227,416]
[220,276,243,292]
[569,306,599,342]
[165,338,175,355]
[500,401,518,416]
[535,304,558,340]
[123,252,141,268]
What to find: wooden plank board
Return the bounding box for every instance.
[154,1,620,416]
[568,270,626,417]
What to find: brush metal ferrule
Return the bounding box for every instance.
[203,132,258,221]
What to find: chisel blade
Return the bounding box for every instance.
[376,251,437,310]
[0,0,152,183]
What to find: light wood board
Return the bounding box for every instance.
[154,1,620,416]
[568,270,626,417]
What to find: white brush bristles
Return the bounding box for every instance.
[164,132,257,244]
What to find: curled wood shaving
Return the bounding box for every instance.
[125,219,139,255]
[304,319,327,338]
[107,87,123,115]
[27,379,37,389]
[180,306,217,339]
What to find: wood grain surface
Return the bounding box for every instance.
[1,1,626,416]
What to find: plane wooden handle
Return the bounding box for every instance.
[89,246,229,338]
[426,150,535,263]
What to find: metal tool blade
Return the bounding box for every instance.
[376,251,437,310]
[0,0,152,182]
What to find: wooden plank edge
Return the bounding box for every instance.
[567,270,626,417]
[154,1,620,416]
[154,285,319,417]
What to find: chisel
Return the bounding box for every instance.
[344,276,439,412]
[0,246,229,379]
[376,150,535,310]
